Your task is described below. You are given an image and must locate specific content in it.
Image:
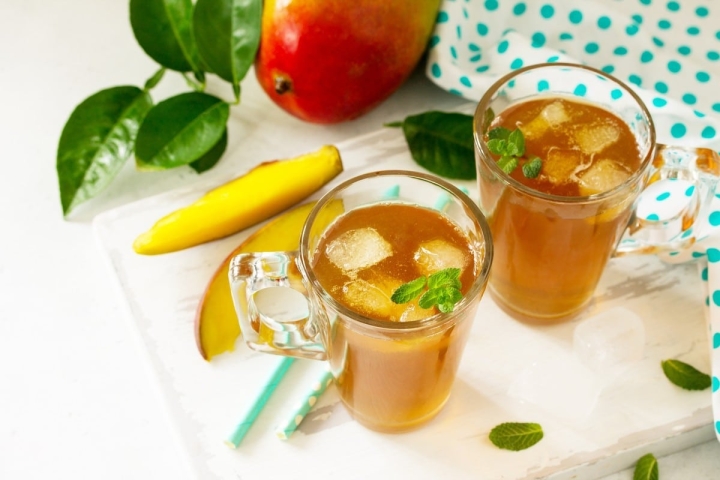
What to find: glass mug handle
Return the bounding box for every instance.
[228,251,328,361]
[616,145,720,256]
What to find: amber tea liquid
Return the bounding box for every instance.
[480,97,642,321]
[312,203,481,431]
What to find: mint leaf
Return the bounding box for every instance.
[427,268,461,290]
[661,359,711,390]
[633,453,659,480]
[418,286,462,310]
[489,422,544,451]
[522,156,543,179]
[507,128,525,156]
[486,138,507,155]
[497,156,519,175]
[390,276,427,304]
[488,126,511,141]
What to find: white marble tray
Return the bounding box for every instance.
[94,126,714,480]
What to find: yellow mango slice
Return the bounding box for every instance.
[133,145,343,255]
[195,199,344,360]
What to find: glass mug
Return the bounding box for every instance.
[229,171,493,432]
[474,62,720,323]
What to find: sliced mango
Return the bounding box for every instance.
[133,145,343,255]
[195,199,344,360]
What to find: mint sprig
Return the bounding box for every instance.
[488,422,544,451]
[661,359,711,390]
[633,453,659,480]
[391,268,463,313]
[486,127,542,178]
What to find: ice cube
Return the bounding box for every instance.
[519,101,570,139]
[578,158,631,195]
[574,123,620,155]
[325,228,392,273]
[507,353,602,422]
[413,239,468,277]
[543,147,585,184]
[342,278,397,319]
[573,307,645,376]
[398,302,435,322]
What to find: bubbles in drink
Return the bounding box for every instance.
[325,227,392,274]
[519,100,570,139]
[543,147,587,184]
[413,239,468,277]
[578,158,631,196]
[574,123,620,155]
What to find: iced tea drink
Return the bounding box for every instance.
[230,171,493,432]
[483,97,642,320]
[312,203,480,431]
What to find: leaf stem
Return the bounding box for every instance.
[183,72,206,92]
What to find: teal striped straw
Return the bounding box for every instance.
[225,356,295,448]
[275,368,334,440]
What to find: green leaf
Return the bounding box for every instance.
[57,86,153,216]
[194,0,262,96]
[488,422,544,451]
[507,128,525,157]
[130,0,202,75]
[189,129,227,173]
[399,111,476,180]
[418,286,462,311]
[522,156,543,179]
[427,268,461,290]
[135,92,229,170]
[486,138,507,155]
[487,126,511,141]
[144,68,166,91]
[633,453,659,480]
[497,156,518,175]
[391,276,427,304]
[661,359,711,390]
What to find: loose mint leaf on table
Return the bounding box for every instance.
[194,0,262,102]
[135,92,230,171]
[633,453,659,480]
[660,359,711,390]
[386,111,476,180]
[57,86,153,216]
[489,422,544,451]
[189,129,228,174]
[130,0,204,78]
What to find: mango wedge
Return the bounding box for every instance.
[195,199,344,360]
[133,145,343,255]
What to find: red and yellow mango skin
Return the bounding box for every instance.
[255,0,442,124]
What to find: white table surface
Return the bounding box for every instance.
[2,1,719,479]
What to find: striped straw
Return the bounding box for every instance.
[275,368,334,440]
[225,356,296,448]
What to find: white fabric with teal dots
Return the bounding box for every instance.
[426,0,720,441]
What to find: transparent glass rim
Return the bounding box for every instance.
[472,62,657,204]
[299,169,493,332]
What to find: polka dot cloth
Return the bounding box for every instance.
[427,0,720,442]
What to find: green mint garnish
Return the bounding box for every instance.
[488,422,544,451]
[633,453,659,480]
[487,127,542,179]
[391,268,463,313]
[522,156,543,179]
[661,359,711,390]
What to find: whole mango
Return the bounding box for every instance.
[255,0,441,124]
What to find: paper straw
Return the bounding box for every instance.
[275,368,334,440]
[225,356,296,448]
